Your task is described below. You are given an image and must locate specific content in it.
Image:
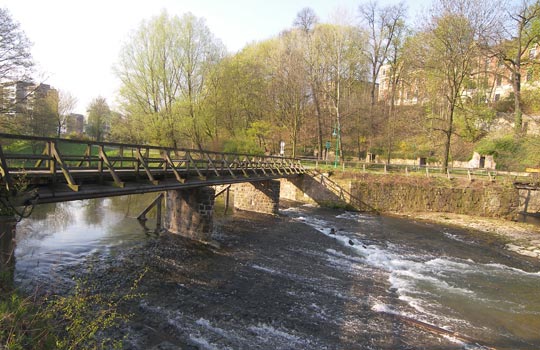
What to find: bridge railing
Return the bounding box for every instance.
[0,133,305,193]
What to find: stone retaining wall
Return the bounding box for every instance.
[233,180,280,215]
[283,174,524,219]
[350,178,519,219]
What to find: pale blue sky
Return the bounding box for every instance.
[0,0,429,114]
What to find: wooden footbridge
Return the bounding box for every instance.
[0,133,305,206]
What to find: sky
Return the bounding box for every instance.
[0,0,428,115]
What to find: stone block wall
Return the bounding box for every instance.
[280,176,353,207]
[349,176,520,219]
[233,180,280,215]
[519,189,540,215]
[165,187,215,241]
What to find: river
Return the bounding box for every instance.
[13,195,540,349]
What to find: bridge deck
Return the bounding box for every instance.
[0,133,305,205]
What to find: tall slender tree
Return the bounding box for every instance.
[87,97,110,142]
[418,0,503,172]
[115,11,224,148]
[496,0,540,136]
[56,90,77,137]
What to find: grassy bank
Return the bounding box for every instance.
[1,270,145,349]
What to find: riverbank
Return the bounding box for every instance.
[394,211,540,259]
[10,198,540,349]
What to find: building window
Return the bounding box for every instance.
[530,47,537,60]
[494,93,500,102]
[527,70,533,82]
[496,75,502,86]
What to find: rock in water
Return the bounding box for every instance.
[348,239,354,246]
[330,228,336,235]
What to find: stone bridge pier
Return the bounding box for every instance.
[165,187,216,242]
[164,180,281,241]
[232,180,280,215]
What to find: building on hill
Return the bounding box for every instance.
[64,113,85,135]
[0,81,58,117]
[378,43,540,106]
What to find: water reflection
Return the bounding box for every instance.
[14,193,161,288]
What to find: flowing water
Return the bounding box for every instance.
[284,206,540,349]
[12,197,540,349]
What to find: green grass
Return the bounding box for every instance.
[0,268,146,350]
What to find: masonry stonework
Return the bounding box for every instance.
[165,187,215,241]
[233,180,280,215]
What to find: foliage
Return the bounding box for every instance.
[86,97,111,142]
[0,269,146,350]
[473,135,540,170]
[494,94,515,113]
[0,8,33,83]
[454,102,496,142]
[521,86,540,114]
[0,292,56,350]
[115,10,225,148]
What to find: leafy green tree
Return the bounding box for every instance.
[115,11,224,148]
[0,8,32,83]
[86,97,110,142]
[314,23,366,162]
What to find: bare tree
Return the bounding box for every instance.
[294,7,319,35]
[359,1,407,107]
[56,90,78,137]
[496,0,540,136]
[418,0,504,172]
[358,1,407,138]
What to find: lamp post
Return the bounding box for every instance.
[332,123,341,168]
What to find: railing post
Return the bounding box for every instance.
[98,146,104,184]
[49,141,56,185]
[0,145,13,192]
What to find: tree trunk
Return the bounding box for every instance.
[514,70,523,136]
[312,85,323,160]
[442,106,455,173]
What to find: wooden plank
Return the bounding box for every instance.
[162,150,185,183]
[99,146,125,188]
[186,152,206,180]
[50,142,79,191]
[135,148,158,185]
